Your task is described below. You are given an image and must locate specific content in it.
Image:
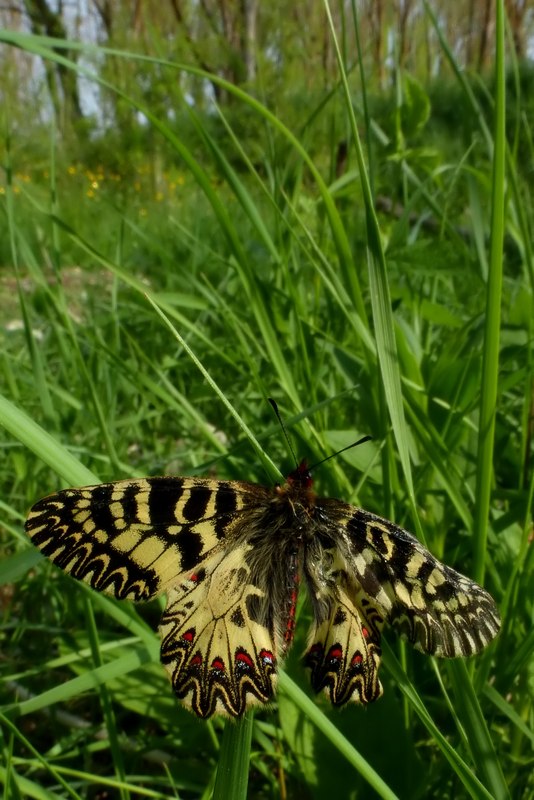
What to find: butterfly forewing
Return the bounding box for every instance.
[25,462,500,718]
[25,477,256,600]
[342,508,501,657]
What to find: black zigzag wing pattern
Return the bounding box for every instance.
[26,478,254,600]
[25,461,500,717]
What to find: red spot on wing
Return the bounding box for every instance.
[351,653,363,666]
[190,652,203,666]
[327,645,343,664]
[211,657,225,672]
[362,627,369,638]
[181,629,195,643]
[235,650,254,669]
[259,649,275,667]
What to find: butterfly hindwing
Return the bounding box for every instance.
[305,583,383,705]
[158,499,303,717]
[159,546,279,717]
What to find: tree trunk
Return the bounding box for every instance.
[505,0,527,58]
[369,0,384,87]
[23,0,84,131]
[91,0,113,39]
[477,0,494,70]
[241,0,258,83]
[397,0,413,69]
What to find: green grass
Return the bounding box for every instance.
[1,4,533,799]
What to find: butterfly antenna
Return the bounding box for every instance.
[268,398,299,469]
[308,435,372,472]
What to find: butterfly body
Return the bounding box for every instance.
[25,463,500,718]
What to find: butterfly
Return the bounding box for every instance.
[25,460,500,718]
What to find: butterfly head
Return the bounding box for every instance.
[286,460,314,489]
